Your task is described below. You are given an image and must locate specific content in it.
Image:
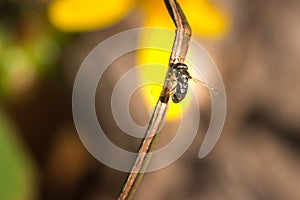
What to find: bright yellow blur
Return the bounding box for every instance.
[47,0,134,32]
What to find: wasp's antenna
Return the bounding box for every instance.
[190,77,224,100]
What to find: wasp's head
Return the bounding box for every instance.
[172,62,188,70]
[172,63,190,80]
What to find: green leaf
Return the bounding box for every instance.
[0,111,36,200]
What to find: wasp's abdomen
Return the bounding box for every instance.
[172,80,189,103]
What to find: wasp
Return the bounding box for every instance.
[168,63,221,103]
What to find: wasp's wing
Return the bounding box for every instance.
[191,78,223,100]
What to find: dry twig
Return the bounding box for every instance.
[118,0,191,199]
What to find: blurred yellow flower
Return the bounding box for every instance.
[48,0,135,32]
[48,0,228,36]
[48,0,229,120]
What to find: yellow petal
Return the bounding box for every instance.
[141,0,229,37]
[47,0,135,32]
[139,0,174,29]
[181,0,229,37]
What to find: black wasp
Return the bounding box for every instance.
[169,63,221,103]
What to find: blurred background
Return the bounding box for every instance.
[1,0,300,199]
